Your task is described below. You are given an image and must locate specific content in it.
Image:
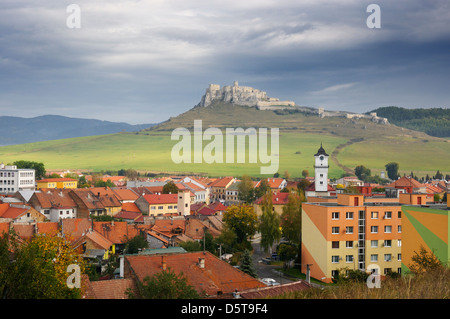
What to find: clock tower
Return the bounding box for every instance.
[314,143,329,193]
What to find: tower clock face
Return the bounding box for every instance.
[319,155,324,161]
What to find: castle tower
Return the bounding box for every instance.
[314,143,329,193]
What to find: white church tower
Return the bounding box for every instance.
[314,143,329,193]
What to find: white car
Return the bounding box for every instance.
[260,278,280,286]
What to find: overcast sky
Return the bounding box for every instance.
[0,0,449,124]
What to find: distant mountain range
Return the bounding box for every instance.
[0,115,156,146]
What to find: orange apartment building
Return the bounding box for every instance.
[302,193,428,283]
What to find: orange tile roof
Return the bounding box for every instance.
[86,231,114,250]
[31,189,77,209]
[85,278,136,299]
[386,176,424,189]
[0,205,27,219]
[114,210,142,222]
[38,178,77,183]
[69,189,105,210]
[142,193,178,205]
[125,251,265,296]
[0,222,10,235]
[120,202,141,213]
[112,188,139,201]
[209,176,235,188]
[36,222,59,236]
[62,218,92,242]
[264,177,286,189]
[93,221,152,244]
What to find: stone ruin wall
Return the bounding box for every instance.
[197,82,389,125]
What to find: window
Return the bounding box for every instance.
[346,241,353,248]
[332,241,339,249]
[332,212,339,220]
[398,211,402,218]
[398,225,402,233]
[384,240,392,247]
[346,255,354,263]
[371,212,378,219]
[346,212,353,219]
[371,226,378,233]
[384,211,392,219]
[384,254,392,262]
[332,227,340,234]
[158,206,164,210]
[398,254,402,261]
[384,226,392,233]
[371,240,378,248]
[371,254,378,262]
[150,206,156,210]
[346,226,353,234]
[168,206,173,209]
[397,239,402,247]
[331,256,339,263]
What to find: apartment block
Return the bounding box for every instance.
[0,163,35,194]
[302,193,406,283]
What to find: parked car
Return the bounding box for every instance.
[260,278,280,286]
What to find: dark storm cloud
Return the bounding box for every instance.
[0,0,448,123]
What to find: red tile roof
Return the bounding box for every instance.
[197,206,216,216]
[125,251,265,296]
[255,192,290,205]
[142,193,178,205]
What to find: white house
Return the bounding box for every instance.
[0,163,35,194]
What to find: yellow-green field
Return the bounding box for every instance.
[0,129,448,178]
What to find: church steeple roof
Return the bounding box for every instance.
[314,143,329,156]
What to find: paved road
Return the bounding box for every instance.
[250,234,296,285]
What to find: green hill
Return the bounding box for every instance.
[0,102,449,178]
[369,106,450,137]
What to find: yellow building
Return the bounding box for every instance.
[37,178,78,190]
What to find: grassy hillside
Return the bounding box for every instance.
[0,102,449,178]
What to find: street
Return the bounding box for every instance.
[250,234,296,285]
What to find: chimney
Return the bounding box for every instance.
[198,257,205,269]
[119,256,124,278]
[161,256,167,270]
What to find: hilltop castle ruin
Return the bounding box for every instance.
[197,81,295,109]
[196,81,389,125]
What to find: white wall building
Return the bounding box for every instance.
[0,163,35,194]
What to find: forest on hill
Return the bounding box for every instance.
[370,106,450,137]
